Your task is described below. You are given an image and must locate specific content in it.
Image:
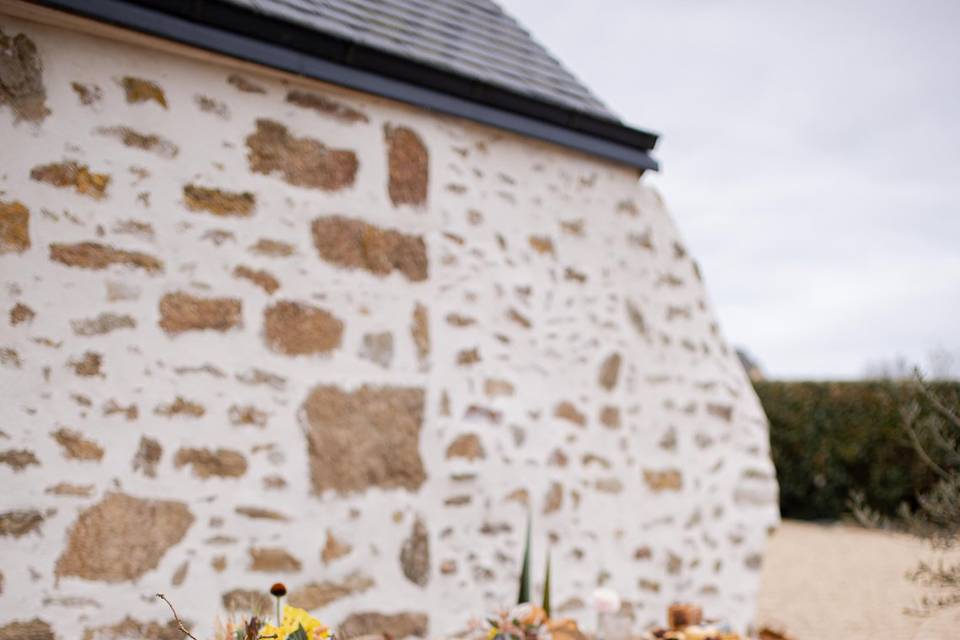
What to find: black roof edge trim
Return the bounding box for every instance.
[32,0,659,171]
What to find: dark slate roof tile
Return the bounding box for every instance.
[222,0,619,120]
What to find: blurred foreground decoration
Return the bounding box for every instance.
[639,603,747,640]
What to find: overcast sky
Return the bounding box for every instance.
[502,0,960,379]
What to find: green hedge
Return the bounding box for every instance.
[755,381,960,521]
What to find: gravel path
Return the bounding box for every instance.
[757,520,960,640]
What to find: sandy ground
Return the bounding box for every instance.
[757,520,960,640]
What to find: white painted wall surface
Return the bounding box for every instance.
[0,11,779,638]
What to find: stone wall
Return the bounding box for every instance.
[0,11,779,639]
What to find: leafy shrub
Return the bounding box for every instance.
[755,380,960,521]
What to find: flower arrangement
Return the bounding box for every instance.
[473,516,585,640]
[481,603,551,640]
[157,583,332,640]
[154,518,753,640]
[258,604,331,640]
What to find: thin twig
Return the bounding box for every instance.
[905,416,950,479]
[916,375,960,433]
[156,592,199,640]
[923,413,960,466]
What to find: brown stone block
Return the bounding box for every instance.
[233,264,279,294]
[249,547,302,572]
[445,312,475,327]
[456,347,481,366]
[321,530,352,564]
[554,401,586,427]
[0,509,44,538]
[9,302,34,325]
[50,242,161,272]
[222,589,271,613]
[45,482,94,497]
[155,396,205,418]
[385,124,428,206]
[194,94,229,118]
[263,300,343,356]
[95,126,178,158]
[287,90,369,123]
[55,493,193,582]
[246,119,357,190]
[0,30,49,123]
[71,81,102,105]
[0,448,39,471]
[0,200,29,254]
[71,312,135,336]
[82,616,183,640]
[171,560,189,587]
[338,611,428,639]
[120,76,167,108]
[707,402,734,422]
[504,488,530,505]
[507,307,532,329]
[399,517,429,586]
[311,215,428,281]
[103,399,138,421]
[227,74,266,94]
[644,469,683,492]
[51,427,103,461]
[158,292,241,334]
[0,348,21,368]
[183,184,255,216]
[599,405,621,429]
[228,404,267,428]
[249,238,295,257]
[301,385,426,495]
[288,572,375,610]
[0,618,54,640]
[483,378,515,397]
[359,331,394,368]
[543,482,564,514]
[528,235,555,256]
[411,303,430,362]
[445,433,485,461]
[598,352,622,390]
[235,506,289,521]
[174,447,247,478]
[68,351,103,377]
[31,162,109,199]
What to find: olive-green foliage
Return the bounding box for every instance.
[755,380,960,520]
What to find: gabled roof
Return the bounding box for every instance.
[38,0,660,170]
[225,0,617,121]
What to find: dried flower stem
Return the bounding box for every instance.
[156,592,199,640]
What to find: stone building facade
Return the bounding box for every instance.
[0,5,779,638]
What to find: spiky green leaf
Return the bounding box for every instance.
[517,511,532,604]
[286,624,309,640]
[542,550,552,617]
